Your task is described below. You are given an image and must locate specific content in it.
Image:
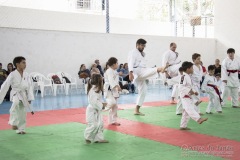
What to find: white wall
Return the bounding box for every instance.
[0,28,216,77]
[215,0,240,60]
[0,6,173,36]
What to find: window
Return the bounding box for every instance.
[77,0,91,9]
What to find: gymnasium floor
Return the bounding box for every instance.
[0,85,239,160]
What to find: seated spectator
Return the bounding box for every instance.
[117,64,124,73]
[95,59,104,76]
[122,63,130,81]
[214,59,221,75]
[90,63,100,76]
[78,64,90,79]
[119,63,135,93]
[0,63,7,87]
[6,63,15,75]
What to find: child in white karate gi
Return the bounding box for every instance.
[84,74,108,144]
[0,56,34,134]
[221,48,240,108]
[191,53,204,115]
[104,57,122,126]
[202,65,223,114]
[179,61,208,130]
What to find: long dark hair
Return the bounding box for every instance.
[80,64,85,71]
[7,63,14,72]
[87,74,103,95]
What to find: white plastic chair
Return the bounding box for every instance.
[47,73,65,96]
[33,73,53,97]
[119,76,128,85]
[29,72,40,94]
[77,78,87,94]
[56,72,78,95]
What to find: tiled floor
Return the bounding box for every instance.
[0,84,171,114]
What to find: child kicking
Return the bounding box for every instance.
[104,57,122,126]
[201,65,222,114]
[179,61,208,130]
[84,74,109,144]
[0,56,34,134]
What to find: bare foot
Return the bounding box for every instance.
[12,125,18,130]
[197,118,208,124]
[170,101,177,104]
[85,139,91,144]
[95,140,109,143]
[111,122,121,126]
[17,131,26,134]
[232,106,240,108]
[180,127,191,130]
[134,112,145,116]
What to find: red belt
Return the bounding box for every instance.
[227,70,238,76]
[183,95,191,99]
[207,84,223,103]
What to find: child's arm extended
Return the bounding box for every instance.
[0,75,12,104]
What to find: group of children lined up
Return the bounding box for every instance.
[167,53,222,116]
[167,48,240,130]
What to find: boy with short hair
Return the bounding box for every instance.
[179,61,208,130]
[0,56,34,134]
[191,53,203,114]
[202,65,222,114]
[221,48,240,108]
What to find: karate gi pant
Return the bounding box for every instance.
[134,68,158,107]
[206,91,222,113]
[192,85,201,113]
[84,106,104,142]
[222,85,238,107]
[8,96,27,133]
[105,91,118,124]
[180,98,201,128]
[168,63,181,78]
[171,84,178,99]
[176,98,183,114]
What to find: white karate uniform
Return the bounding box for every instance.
[104,68,119,124]
[162,50,182,78]
[84,86,104,142]
[215,79,223,94]
[221,57,240,107]
[191,64,203,113]
[202,74,222,113]
[179,73,201,128]
[128,49,158,107]
[167,74,183,114]
[0,70,34,133]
